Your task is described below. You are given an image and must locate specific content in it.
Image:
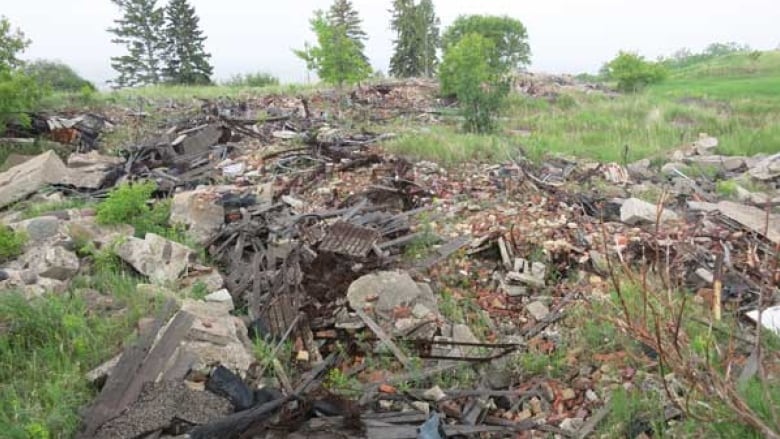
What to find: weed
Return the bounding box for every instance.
[438,290,465,324]
[716,179,739,197]
[0,227,27,263]
[510,350,567,379]
[324,368,361,397]
[602,387,667,437]
[189,281,209,300]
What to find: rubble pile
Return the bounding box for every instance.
[1,81,779,438]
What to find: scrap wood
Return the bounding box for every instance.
[359,363,464,406]
[355,308,411,369]
[78,300,188,438]
[414,235,471,270]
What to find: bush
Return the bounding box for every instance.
[96,181,170,238]
[22,60,95,93]
[223,72,280,88]
[0,17,45,133]
[441,15,531,70]
[0,226,26,263]
[439,33,508,133]
[605,51,667,92]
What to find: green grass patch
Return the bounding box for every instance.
[386,125,518,165]
[0,264,162,438]
[0,227,27,263]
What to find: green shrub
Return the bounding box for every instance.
[0,227,26,262]
[22,60,95,93]
[606,51,668,92]
[223,72,280,88]
[439,33,508,133]
[96,181,170,238]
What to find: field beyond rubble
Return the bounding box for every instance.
[2,52,780,439]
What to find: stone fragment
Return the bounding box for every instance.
[170,189,224,244]
[525,301,550,321]
[115,233,194,283]
[620,197,678,225]
[0,151,68,209]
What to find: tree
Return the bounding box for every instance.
[23,60,95,92]
[605,51,667,92]
[0,17,44,132]
[439,33,508,133]
[389,0,441,78]
[442,15,530,71]
[326,0,368,64]
[0,16,29,69]
[294,10,371,88]
[108,0,166,87]
[162,0,213,85]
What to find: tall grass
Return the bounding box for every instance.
[0,268,162,438]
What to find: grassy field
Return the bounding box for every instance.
[390,50,780,163]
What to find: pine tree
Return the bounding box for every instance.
[108,0,165,87]
[417,0,440,77]
[162,0,213,85]
[389,0,440,78]
[326,0,369,64]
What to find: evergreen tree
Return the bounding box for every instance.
[389,0,440,78]
[326,0,369,64]
[162,0,213,85]
[108,0,166,87]
[417,0,440,77]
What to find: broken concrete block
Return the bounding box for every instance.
[66,219,134,249]
[170,189,224,245]
[0,150,69,209]
[61,152,123,189]
[749,153,780,181]
[179,124,223,155]
[347,271,437,316]
[13,216,61,242]
[620,197,678,225]
[18,245,80,281]
[693,135,718,156]
[115,233,194,283]
[525,301,550,321]
[205,289,234,310]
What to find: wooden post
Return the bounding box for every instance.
[713,252,724,321]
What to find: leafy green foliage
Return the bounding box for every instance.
[0,227,27,263]
[439,33,508,133]
[0,17,44,133]
[0,16,29,70]
[442,15,530,70]
[295,10,371,87]
[22,60,95,92]
[389,0,441,78]
[606,51,667,92]
[223,72,280,87]
[96,180,170,238]
[162,0,213,85]
[108,0,166,87]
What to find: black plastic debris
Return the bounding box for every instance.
[206,365,255,412]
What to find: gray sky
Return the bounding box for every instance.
[4,0,780,86]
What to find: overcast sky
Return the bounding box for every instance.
[4,0,780,86]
